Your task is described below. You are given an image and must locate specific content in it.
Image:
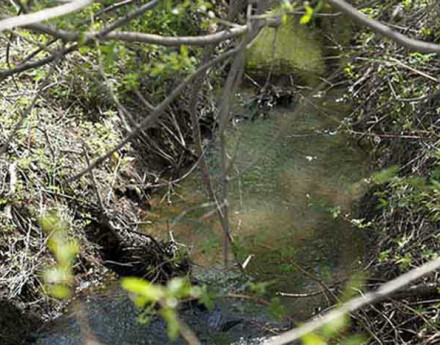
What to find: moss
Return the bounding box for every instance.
[246,18,325,84]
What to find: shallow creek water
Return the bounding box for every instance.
[146,90,370,320]
[34,91,370,345]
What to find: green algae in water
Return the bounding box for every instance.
[246,17,325,83]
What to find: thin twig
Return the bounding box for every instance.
[0,51,62,155]
[66,46,240,183]
[327,0,440,53]
[266,259,440,345]
[0,0,93,32]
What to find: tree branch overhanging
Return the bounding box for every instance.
[15,20,248,47]
[266,259,440,345]
[65,46,241,183]
[95,0,161,37]
[0,0,93,32]
[327,0,440,54]
[0,44,79,81]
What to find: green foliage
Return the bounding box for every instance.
[39,212,79,299]
[6,0,207,104]
[369,163,440,223]
[159,307,181,339]
[298,273,368,344]
[123,73,140,91]
[280,262,295,272]
[300,0,325,25]
[302,332,326,345]
[300,312,354,345]
[122,276,211,340]
[197,284,215,311]
[372,165,399,184]
[150,45,197,78]
[300,3,315,24]
[267,297,285,321]
[360,6,380,18]
[231,236,251,261]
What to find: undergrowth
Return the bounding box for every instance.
[344,0,440,343]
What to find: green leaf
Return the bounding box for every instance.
[301,332,325,345]
[78,46,90,55]
[300,4,314,24]
[39,212,61,234]
[40,212,77,300]
[47,285,72,299]
[122,277,165,302]
[165,0,173,12]
[132,294,150,308]
[167,277,191,299]
[247,281,271,296]
[123,73,140,91]
[160,307,180,340]
[321,314,349,337]
[180,45,188,58]
[280,263,294,272]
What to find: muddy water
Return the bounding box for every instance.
[144,90,370,320]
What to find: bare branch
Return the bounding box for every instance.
[0,52,62,155]
[17,21,247,47]
[327,0,440,54]
[96,0,160,37]
[100,27,247,46]
[266,259,440,345]
[66,47,240,183]
[0,44,78,80]
[0,0,93,33]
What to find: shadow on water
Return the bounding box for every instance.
[145,89,370,320]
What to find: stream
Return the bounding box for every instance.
[33,90,370,345]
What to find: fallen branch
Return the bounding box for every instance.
[266,259,440,345]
